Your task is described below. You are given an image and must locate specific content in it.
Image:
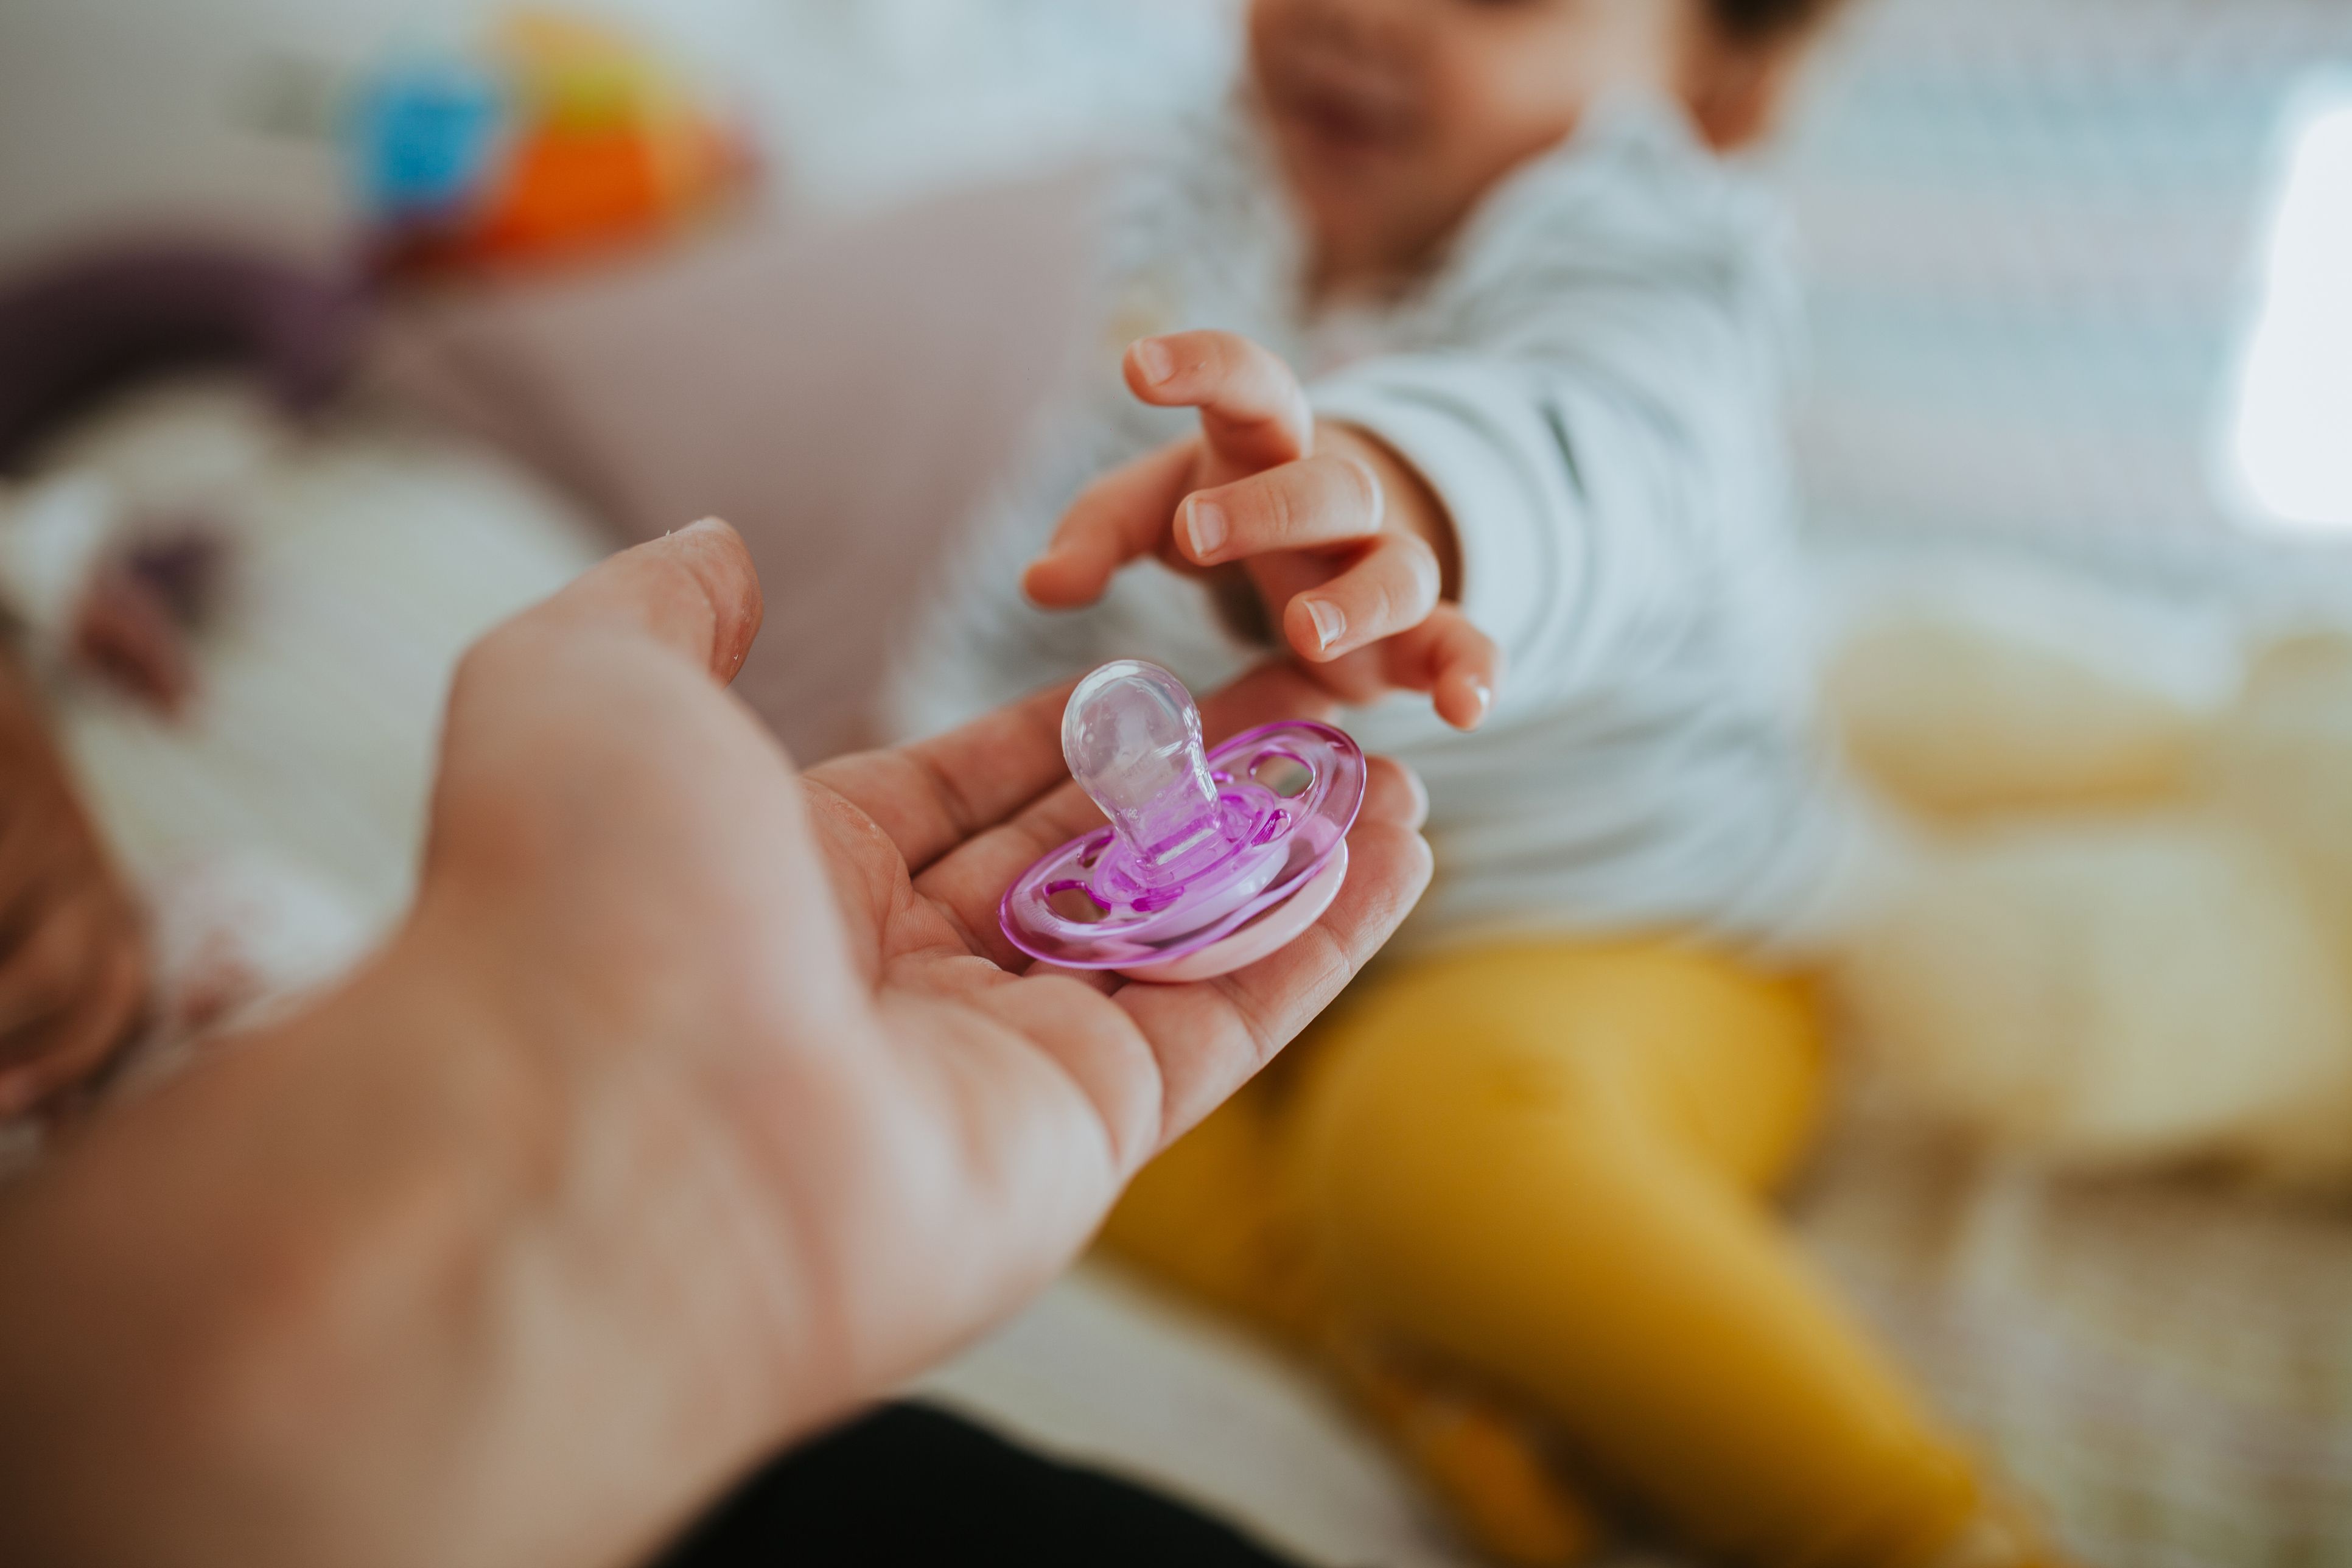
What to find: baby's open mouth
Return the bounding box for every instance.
[1261,58,1416,155]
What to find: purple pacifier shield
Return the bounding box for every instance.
[999,659,1365,976]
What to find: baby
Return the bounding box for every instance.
[890,1,2062,1564]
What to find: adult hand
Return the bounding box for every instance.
[0,520,1431,1568]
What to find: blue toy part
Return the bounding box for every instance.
[351,57,509,222]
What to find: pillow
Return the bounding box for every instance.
[365,172,1097,761]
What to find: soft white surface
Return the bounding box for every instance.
[33,380,598,933]
[918,1265,1481,1568]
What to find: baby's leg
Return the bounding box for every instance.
[1097,1072,1328,1345]
[1100,1055,1601,1566]
[1288,942,1992,1568]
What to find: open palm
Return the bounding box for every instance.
[0,519,1430,1568]
[421,519,1435,1435]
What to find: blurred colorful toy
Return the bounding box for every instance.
[350,12,754,275]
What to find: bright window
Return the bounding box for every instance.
[2228,86,2352,532]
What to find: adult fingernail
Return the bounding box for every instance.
[1133,337,1174,385]
[1305,598,1345,651]
[1186,497,1227,558]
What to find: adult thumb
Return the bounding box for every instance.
[523,518,765,684]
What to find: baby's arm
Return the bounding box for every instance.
[0,646,147,1117]
[1023,331,1502,731]
[1298,200,1797,727]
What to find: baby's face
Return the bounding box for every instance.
[1248,0,1698,289]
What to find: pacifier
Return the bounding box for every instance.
[1000,660,1366,983]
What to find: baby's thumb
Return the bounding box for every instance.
[531,519,765,685]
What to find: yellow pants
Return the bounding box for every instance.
[1102,940,1988,1567]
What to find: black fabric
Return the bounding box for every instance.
[660,1401,1315,1568]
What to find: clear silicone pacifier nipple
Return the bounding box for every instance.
[1063,662,1225,886]
[1000,659,1366,983]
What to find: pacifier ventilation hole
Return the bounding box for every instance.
[1249,751,1314,799]
[1045,882,1111,923]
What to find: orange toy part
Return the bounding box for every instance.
[467,9,746,264]
[476,125,664,255]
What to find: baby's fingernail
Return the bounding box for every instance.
[1305,598,1345,651]
[1186,497,1228,559]
[1471,681,1493,717]
[1133,337,1174,385]
[1023,552,1066,595]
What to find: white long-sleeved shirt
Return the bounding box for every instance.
[886,94,1876,954]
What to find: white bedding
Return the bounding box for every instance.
[920,1266,1484,1568]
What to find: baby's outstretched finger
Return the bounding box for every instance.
[1124,331,1312,472]
[1024,441,1199,607]
[1385,606,1502,730]
[1178,453,1382,566]
[1279,531,1441,664]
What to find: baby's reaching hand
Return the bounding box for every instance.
[1023,331,1500,730]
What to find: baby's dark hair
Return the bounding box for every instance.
[1704,0,1847,46]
